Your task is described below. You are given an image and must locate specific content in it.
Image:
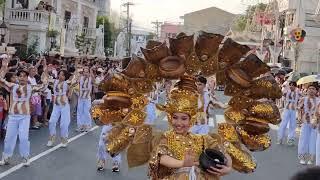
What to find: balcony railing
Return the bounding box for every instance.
[82,27,96,38]
[6,9,50,26]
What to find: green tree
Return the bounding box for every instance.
[96,16,116,56]
[16,37,39,59]
[0,0,6,19]
[75,33,85,54]
[233,3,267,32]
[233,15,247,32]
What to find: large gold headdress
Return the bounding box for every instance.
[156,76,199,125]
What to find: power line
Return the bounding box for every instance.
[122,2,135,57]
[151,20,163,40]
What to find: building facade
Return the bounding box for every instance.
[115,28,152,58]
[278,0,320,73]
[4,0,111,57]
[159,22,183,43]
[182,7,236,35]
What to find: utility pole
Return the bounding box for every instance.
[122,2,134,57]
[151,20,163,40]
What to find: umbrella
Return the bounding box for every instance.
[297,75,319,85]
[270,68,286,75]
[281,67,293,74]
[286,71,308,82]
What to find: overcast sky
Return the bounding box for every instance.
[111,0,267,30]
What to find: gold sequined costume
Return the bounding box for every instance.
[90,31,282,179]
[149,77,225,179]
[149,130,223,180]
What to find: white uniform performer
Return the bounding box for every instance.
[92,98,122,172]
[0,70,47,166]
[191,89,210,135]
[316,126,320,166]
[298,92,318,165]
[277,83,299,146]
[314,100,320,166]
[77,76,93,131]
[145,96,157,125]
[97,125,122,172]
[47,77,72,147]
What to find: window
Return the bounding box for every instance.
[83,17,89,28]
[65,11,71,24]
[14,0,29,9]
[286,13,295,26]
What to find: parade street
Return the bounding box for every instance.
[0,92,308,180]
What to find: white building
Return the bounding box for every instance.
[115,28,152,58]
[277,0,320,73]
[4,0,111,57]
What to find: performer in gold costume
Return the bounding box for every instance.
[149,76,232,179]
[91,31,283,180]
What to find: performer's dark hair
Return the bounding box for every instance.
[58,70,71,80]
[291,167,320,180]
[17,69,29,77]
[289,81,297,87]
[308,83,318,90]
[197,76,207,85]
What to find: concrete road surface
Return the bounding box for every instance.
[0,91,311,180]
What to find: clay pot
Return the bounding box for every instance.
[103,92,132,109]
[169,33,194,57]
[199,149,227,172]
[99,73,130,93]
[227,68,252,88]
[238,54,270,78]
[141,42,169,64]
[122,55,146,78]
[159,56,185,79]
[218,38,251,67]
[238,120,270,135]
[146,40,162,49]
[195,31,224,62]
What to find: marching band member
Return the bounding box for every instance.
[277,81,299,146]
[297,84,318,165]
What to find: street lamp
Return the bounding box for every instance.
[0,21,8,44]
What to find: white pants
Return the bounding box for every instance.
[191,124,209,135]
[145,103,157,125]
[77,99,92,128]
[316,132,320,165]
[3,115,31,158]
[49,104,71,138]
[97,125,121,163]
[298,123,317,161]
[278,109,297,141]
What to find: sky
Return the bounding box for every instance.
[111,0,266,30]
